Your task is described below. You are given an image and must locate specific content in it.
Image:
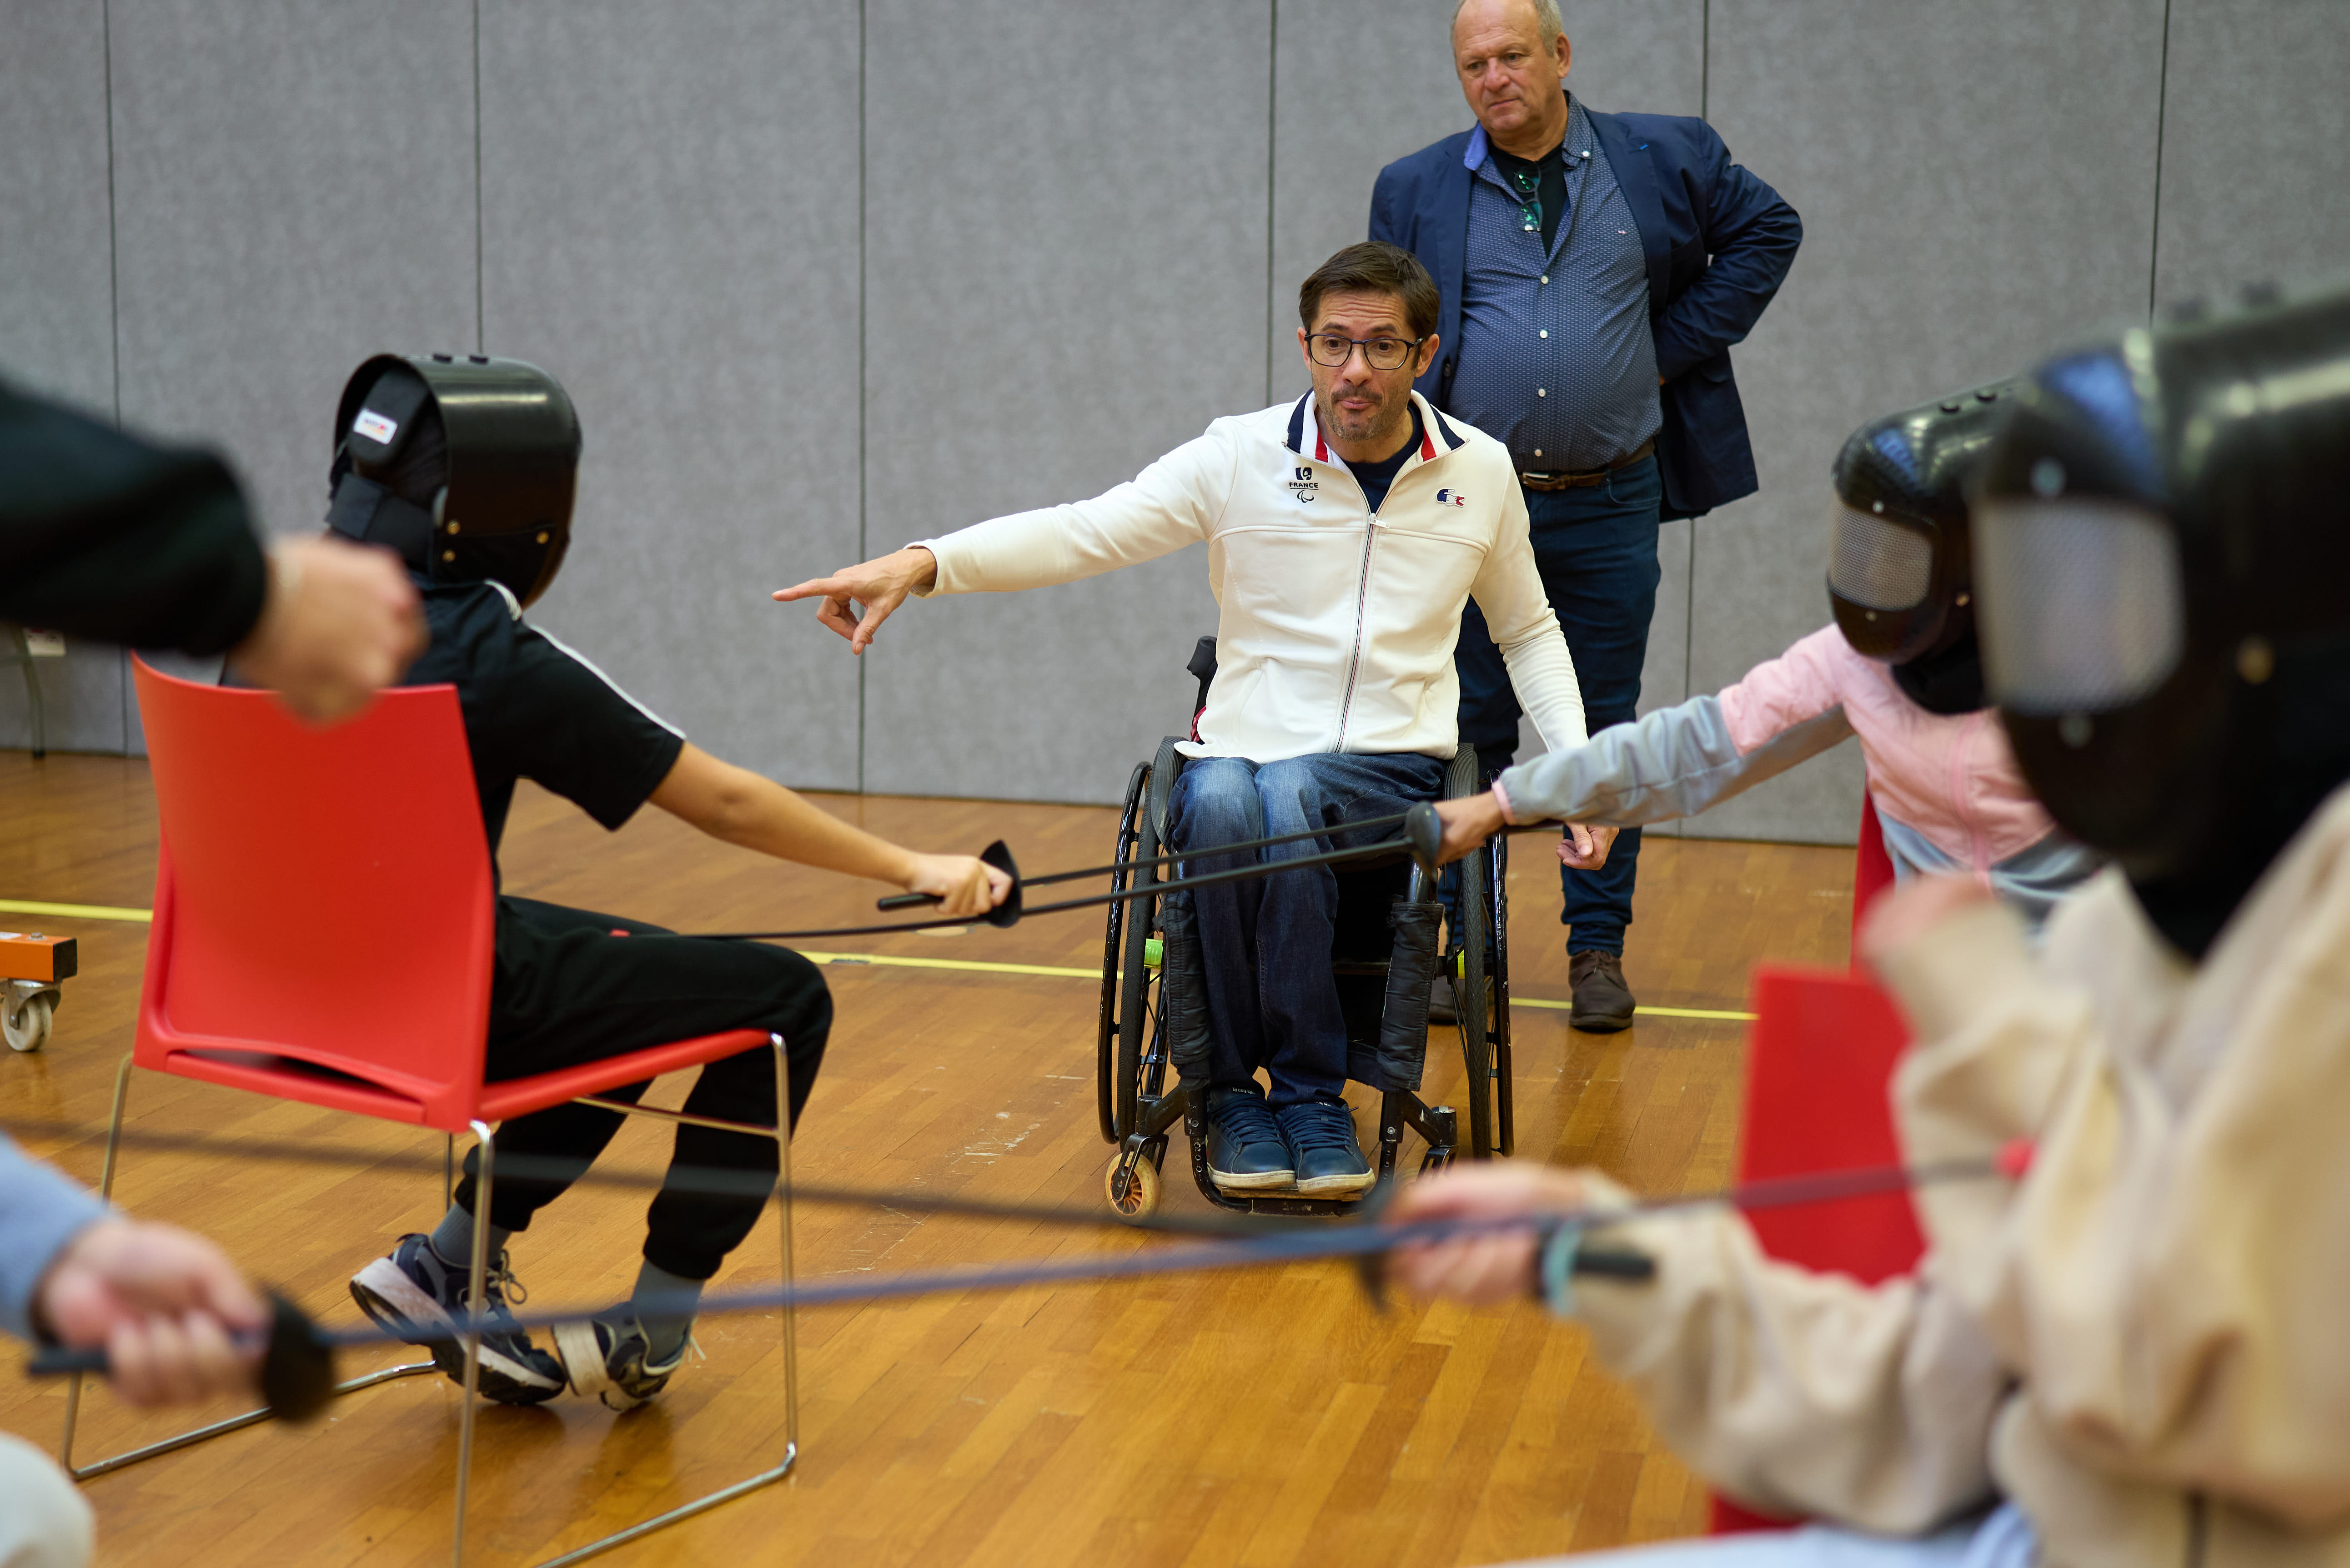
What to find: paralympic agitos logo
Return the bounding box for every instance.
[1285,463,1317,503]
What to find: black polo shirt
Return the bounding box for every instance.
[400,579,685,872]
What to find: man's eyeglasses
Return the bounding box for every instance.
[1306,332,1426,372]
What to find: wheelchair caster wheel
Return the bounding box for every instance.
[1105,1155,1162,1219]
[4,991,54,1053]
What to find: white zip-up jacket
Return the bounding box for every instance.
[912,392,1586,763]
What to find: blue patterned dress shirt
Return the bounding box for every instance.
[1446,95,1663,473]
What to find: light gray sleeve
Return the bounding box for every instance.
[0,1136,108,1341]
[1494,693,1854,828]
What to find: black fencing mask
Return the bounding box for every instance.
[1973,280,2350,957]
[325,353,581,608]
[1827,381,2019,714]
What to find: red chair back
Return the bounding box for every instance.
[1852,791,1898,958]
[131,658,498,1131]
[1710,962,1923,1533]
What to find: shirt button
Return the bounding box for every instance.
[1537,388,1547,397]
[1534,449,1543,457]
[1539,275,1549,284]
[1538,329,1548,339]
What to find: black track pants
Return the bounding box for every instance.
[450,897,831,1280]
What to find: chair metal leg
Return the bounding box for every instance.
[452,1120,494,1568]
[51,1045,801,1558]
[775,1035,799,1461]
[527,1033,801,1568]
[60,1055,435,1482]
[14,626,45,759]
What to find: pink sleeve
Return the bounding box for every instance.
[1716,625,1858,754]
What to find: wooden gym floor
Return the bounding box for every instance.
[0,750,1854,1567]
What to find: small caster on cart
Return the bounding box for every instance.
[4,980,60,1053]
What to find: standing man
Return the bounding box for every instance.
[1371,0,1801,1030]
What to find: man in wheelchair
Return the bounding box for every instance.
[778,243,1597,1195]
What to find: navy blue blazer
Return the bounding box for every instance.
[1370,109,1801,520]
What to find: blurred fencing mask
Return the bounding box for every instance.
[1827,381,2020,714]
[1973,280,2350,955]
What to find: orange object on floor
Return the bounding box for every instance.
[0,931,74,981]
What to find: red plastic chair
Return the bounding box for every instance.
[64,658,801,1565]
[1852,791,1899,960]
[1709,960,1923,1533]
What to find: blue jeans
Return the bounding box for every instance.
[1454,455,1663,955]
[1167,751,1447,1109]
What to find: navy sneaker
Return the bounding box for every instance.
[1277,1101,1375,1196]
[552,1317,699,1412]
[350,1234,565,1405]
[1205,1087,1294,1191]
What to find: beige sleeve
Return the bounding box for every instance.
[1878,834,2350,1528]
[1469,474,1585,751]
[1572,1180,2007,1533]
[909,425,1235,597]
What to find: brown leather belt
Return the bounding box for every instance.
[1518,438,1655,492]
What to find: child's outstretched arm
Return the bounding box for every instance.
[648,744,1009,920]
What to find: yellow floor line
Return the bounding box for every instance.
[0,908,1758,1020]
[798,949,1756,1020]
[800,950,1102,980]
[1512,997,1757,1021]
[0,898,152,923]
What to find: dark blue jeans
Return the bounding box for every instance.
[1167,751,1446,1109]
[1453,455,1664,955]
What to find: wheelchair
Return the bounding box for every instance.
[1095,636,1514,1218]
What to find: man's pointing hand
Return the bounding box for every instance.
[773,546,939,654]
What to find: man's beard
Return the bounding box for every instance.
[1319,382,1405,447]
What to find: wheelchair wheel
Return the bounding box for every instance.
[1097,759,1151,1143]
[1487,828,1514,1155]
[1102,738,1185,1145]
[1441,746,1498,1160]
[1104,1143,1164,1219]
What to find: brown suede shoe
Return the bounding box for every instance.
[1567,949,1637,1033]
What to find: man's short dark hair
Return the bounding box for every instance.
[1299,242,1440,342]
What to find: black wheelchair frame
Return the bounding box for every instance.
[1094,639,1514,1218]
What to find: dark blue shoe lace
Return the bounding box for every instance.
[1209,1091,1283,1144]
[1276,1101,1361,1155]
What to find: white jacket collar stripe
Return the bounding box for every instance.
[1288,392,1451,467]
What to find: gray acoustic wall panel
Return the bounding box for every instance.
[479,0,862,791]
[2153,0,2350,311]
[0,1,114,409]
[0,0,131,752]
[1683,0,2167,845]
[105,0,478,759]
[106,0,479,538]
[858,0,1265,805]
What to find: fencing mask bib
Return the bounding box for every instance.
[1973,280,2350,956]
[325,353,581,608]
